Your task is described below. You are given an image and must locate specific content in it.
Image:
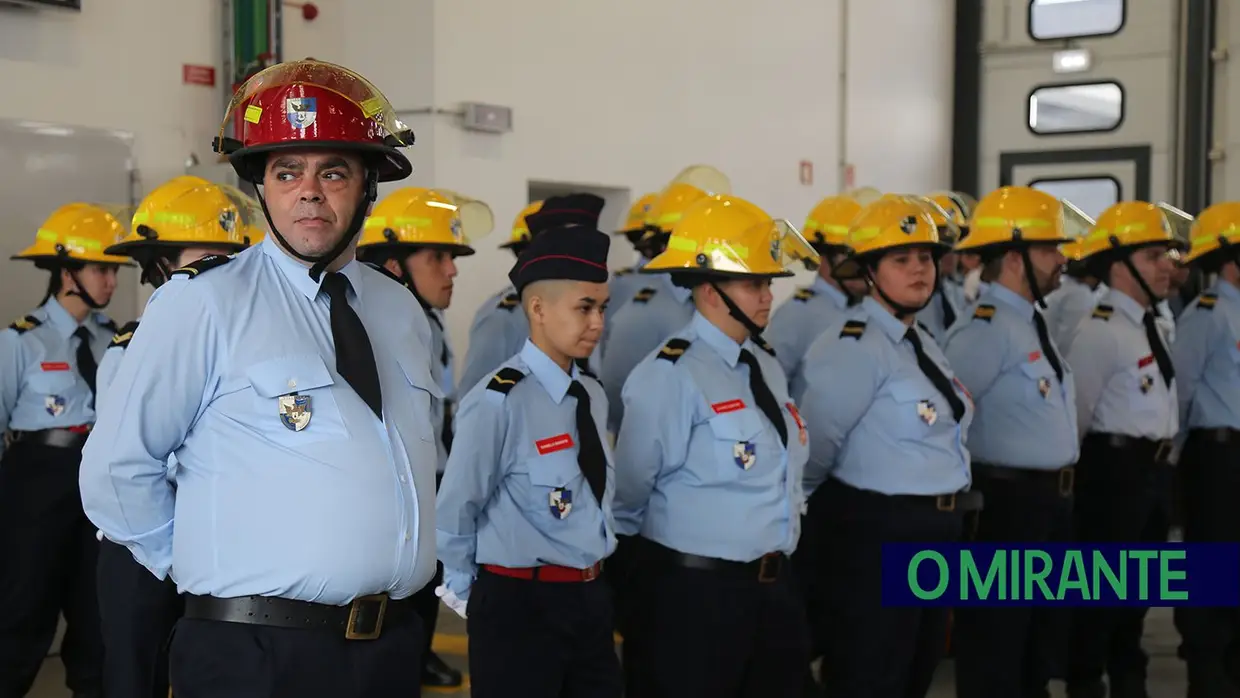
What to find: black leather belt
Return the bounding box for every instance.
[183,593,409,640]
[642,539,787,583]
[1087,433,1174,463]
[891,489,984,513]
[1190,428,1240,445]
[8,427,90,449]
[973,462,1074,497]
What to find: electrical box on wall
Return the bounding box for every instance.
[461,103,513,134]
[0,0,81,9]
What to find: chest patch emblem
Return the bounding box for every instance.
[279,394,312,431]
[45,395,65,417]
[733,441,757,470]
[549,487,573,519]
[917,400,938,426]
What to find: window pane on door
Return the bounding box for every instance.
[1029,0,1125,41]
[1028,82,1124,134]
[1029,177,1120,220]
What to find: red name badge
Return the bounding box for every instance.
[535,433,575,455]
[40,362,70,371]
[712,399,746,414]
[1138,355,1155,369]
[1028,350,1042,363]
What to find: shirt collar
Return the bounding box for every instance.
[1215,277,1240,302]
[263,235,366,302]
[520,339,580,404]
[988,283,1035,319]
[811,275,849,309]
[42,297,83,338]
[861,296,911,345]
[690,310,753,368]
[1105,287,1147,323]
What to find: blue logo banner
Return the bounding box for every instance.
[881,543,1240,607]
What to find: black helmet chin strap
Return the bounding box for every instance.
[1019,246,1049,309]
[255,169,381,281]
[864,256,937,320]
[64,267,105,310]
[1110,237,1163,308]
[708,280,769,344]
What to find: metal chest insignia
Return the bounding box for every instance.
[549,487,573,519]
[917,400,938,426]
[1139,374,1154,395]
[1038,376,1051,399]
[733,441,757,470]
[45,395,65,417]
[278,394,312,431]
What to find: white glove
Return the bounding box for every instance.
[435,585,469,619]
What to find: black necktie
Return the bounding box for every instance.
[73,326,97,403]
[1143,311,1175,388]
[940,289,957,330]
[566,380,606,504]
[321,272,383,419]
[1032,309,1064,383]
[904,328,965,423]
[737,349,788,448]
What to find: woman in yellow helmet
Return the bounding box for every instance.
[797,195,976,698]
[1063,201,1186,698]
[0,202,133,698]
[612,192,817,698]
[605,192,660,331]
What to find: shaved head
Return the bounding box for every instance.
[524,279,609,364]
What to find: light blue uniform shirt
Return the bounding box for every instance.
[95,321,134,404]
[799,297,974,496]
[1067,288,1178,441]
[604,258,650,330]
[766,275,851,400]
[942,284,1079,469]
[458,285,602,400]
[0,298,115,459]
[601,273,694,433]
[613,311,810,562]
[436,339,616,600]
[916,286,961,341]
[1173,280,1240,432]
[427,307,453,473]
[80,237,442,604]
[1044,277,1106,354]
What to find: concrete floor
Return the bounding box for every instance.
[29,605,1189,697]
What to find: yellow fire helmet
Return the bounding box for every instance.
[498,200,543,250]
[615,192,659,244]
[879,194,963,245]
[641,193,820,279]
[359,187,494,257]
[1181,201,1240,266]
[833,195,951,281]
[13,202,135,266]
[954,186,1075,253]
[639,165,732,246]
[804,195,864,251]
[1080,201,1190,261]
[842,186,885,206]
[106,176,257,257]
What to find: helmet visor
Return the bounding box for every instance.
[433,190,495,243]
[668,165,731,196]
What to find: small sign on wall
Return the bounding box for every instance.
[799,160,814,186]
[844,163,856,189]
[182,65,216,87]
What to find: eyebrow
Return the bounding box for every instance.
[579,296,609,305]
[270,156,355,173]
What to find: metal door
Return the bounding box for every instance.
[979,0,1181,209]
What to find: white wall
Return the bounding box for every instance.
[0,0,957,357]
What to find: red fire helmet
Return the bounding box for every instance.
[213,59,414,184]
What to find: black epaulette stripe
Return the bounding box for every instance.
[793,287,816,302]
[7,314,42,334]
[632,287,658,304]
[839,319,867,339]
[657,337,691,362]
[498,293,520,311]
[972,304,996,323]
[486,366,526,394]
[170,254,233,278]
[108,320,141,349]
[1198,293,1218,310]
[1092,303,1114,320]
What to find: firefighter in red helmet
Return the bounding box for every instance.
[80,59,442,697]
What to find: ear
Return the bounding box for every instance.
[382,257,402,276]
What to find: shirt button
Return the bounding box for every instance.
[399,475,406,483]
[404,530,411,541]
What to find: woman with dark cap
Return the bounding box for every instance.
[435,193,621,698]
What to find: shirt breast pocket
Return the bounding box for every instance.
[1127,365,1163,414]
[27,368,77,396]
[245,355,348,445]
[396,353,444,442]
[888,382,939,433]
[1019,361,1057,403]
[524,451,585,520]
[706,408,767,480]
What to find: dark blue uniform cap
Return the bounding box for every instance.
[509,193,611,294]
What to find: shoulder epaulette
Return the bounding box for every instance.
[497,293,520,311]
[1198,292,1218,310]
[839,319,867,339]
[754,336,777,357]
[793,287,817,303]
[1092,304,1114,321]
[170,254,233,279]
[632,287,658,304]
[972,304,996,322]
[657,337,691,363]
[614,267,634,277]
[363,261,407,288]
[7,315,41,334]
[108,320,140,349]
[486,366,526,395]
